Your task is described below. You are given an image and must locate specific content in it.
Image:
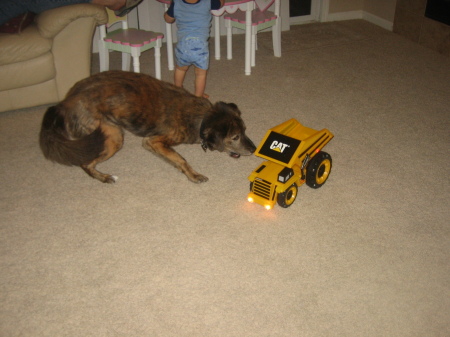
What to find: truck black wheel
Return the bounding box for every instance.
[277,183,298,208]
[306,151,332,189]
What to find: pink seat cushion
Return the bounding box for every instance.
[104,29,163,47]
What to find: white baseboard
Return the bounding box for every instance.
[363,12,393,31]
[325,10,393,32]
[326,10,363,22]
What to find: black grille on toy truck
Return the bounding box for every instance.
[253,179,272,200]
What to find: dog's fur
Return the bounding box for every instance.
[39,71,256,183]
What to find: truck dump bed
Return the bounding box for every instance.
[254,119,334,168]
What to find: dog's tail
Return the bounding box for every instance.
[39,105,105,166]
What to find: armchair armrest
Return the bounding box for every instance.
[35,4,107,39]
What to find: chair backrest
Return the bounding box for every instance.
[105,8,128,29]
[274,0,280,16]
[99,8,128,40]
[254,0,278,14]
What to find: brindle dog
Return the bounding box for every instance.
[39,71,256,183]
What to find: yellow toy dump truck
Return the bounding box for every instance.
[247,119,334,210]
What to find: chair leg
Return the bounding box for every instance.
[225,20,232,60]
[98,40,109,72]
[272,17,281,58]
[155,41,162,80]
[131,56,140,73]
[165,22,174,71]
[130,48,140,73]
[164,3,174,70]
[122,52,131,71]
[98,25,109,72]
[244,9,252,75]
[251,31,256,67]
[214,16,221,60]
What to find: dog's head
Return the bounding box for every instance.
[201,102,256,158]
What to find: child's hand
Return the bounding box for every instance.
[164,12,175,23]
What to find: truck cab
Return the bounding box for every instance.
[248,119,334,209]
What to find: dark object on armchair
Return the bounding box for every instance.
[0,12,36,34]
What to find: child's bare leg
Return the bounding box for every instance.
[194,67,208,98]
[174,65,189,88]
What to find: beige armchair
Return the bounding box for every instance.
[0,4,107,113]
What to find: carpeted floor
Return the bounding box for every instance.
[1,20,449,336]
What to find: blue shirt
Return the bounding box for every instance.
[166,0,222,41]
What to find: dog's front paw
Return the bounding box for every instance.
[104,175,118,184]
[190,173,209,183]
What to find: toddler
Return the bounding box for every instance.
[164,0,224,98]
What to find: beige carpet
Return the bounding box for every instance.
[1,20,449,336]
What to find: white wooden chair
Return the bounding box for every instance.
[98,9,164,78]
[223,0,281,67]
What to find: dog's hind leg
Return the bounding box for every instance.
[81,123,124,183]
[142,136,208,183]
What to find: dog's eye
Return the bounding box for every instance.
[232,135,240,141]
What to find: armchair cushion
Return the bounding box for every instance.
[0,25,52,65]
[0,53,55,92]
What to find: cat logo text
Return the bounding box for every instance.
[270,141,290,153]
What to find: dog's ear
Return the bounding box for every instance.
[226,102,239,111]
[227,103,241,117]
[215,102,241,116]
[227,102,241,116]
